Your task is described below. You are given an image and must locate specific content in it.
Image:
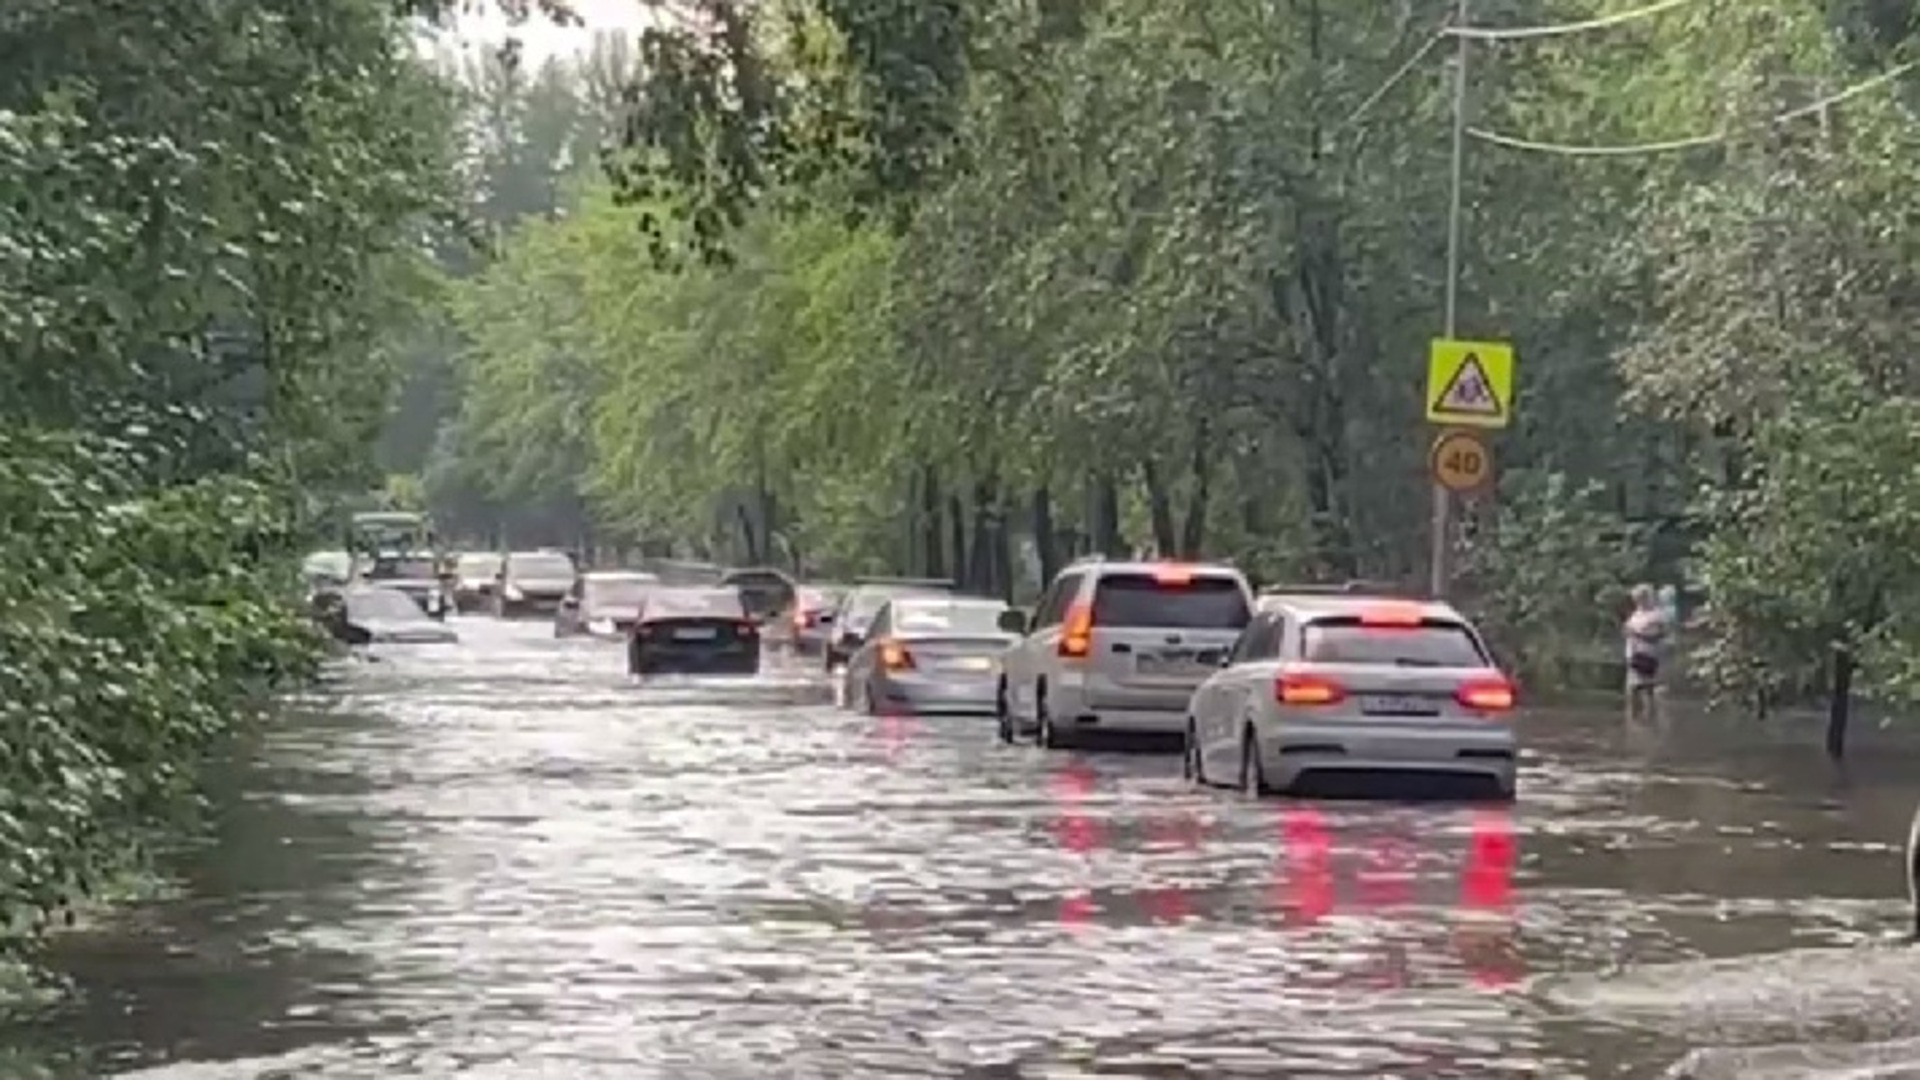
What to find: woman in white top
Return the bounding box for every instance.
[1624,583,1669,721]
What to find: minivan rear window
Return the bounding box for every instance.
[1090,574,1251,630]
[1302,618,1488,667]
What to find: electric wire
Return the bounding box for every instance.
[1467,59,1919,156]
[1336,23,1450,133]
[1445,0,1700,41]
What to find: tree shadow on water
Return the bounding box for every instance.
[1,711,418,1075]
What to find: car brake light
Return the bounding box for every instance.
[1456,675,1515,712]
[1276,671,1345,705]
[879,639,913,670]
[1058,603,1093,658]
[793,609,809,630]
[1151,564,1194,585]
[1358,604,1425,627]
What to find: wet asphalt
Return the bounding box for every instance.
[12,617,1920,1078]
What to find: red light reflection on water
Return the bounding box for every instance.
[1041,757,1522,985]
[1274,804,1523,988]
[871,712,921,763]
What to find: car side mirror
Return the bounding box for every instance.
[997,608,1028,634]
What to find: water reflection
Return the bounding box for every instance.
[1047,758,1521,987]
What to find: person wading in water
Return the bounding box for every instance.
[1624,583,1670,722]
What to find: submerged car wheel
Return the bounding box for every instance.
[1239,728,1267,798]
[1183,722,1205,785]
[994,682,1015,744]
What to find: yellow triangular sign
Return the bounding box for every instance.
[1434,353,1503,417]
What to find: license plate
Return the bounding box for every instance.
[940,657,993,673]
[673,627,719,641]
[1137,652,1207,677]
[1359,694,1438,715]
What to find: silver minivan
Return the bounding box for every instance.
[996,558,1252,749]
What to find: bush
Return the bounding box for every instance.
[0,430,318,951]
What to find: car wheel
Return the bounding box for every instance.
[1239,728,1267,798]
[994,682,1015,744]
[1183,721,1206,785]
[1037,691,1066,750]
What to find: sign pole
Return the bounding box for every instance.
[1430,0,1471,599]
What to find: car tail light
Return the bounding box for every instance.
[793,609,811,631]
[879,639,914,670]
[1456,675,1516,712]
[1058,603,1093,659]
[1358,603,1425,628]
[1151,563,1195,585]
[1276,671,1345,706]
[737,619,759,637]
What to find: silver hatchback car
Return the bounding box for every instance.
[1184,591,1517,800]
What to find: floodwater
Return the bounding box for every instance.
[7,619,1920,1078]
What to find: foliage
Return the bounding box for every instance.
[1457,472,1642,688]
[0,0,462,949]
[428,0,1920,723]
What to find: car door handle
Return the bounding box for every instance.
[1112,643,1132,654]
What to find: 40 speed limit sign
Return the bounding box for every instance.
[1430,429,1493,494]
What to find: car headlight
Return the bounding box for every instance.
[504,584,524,601]
[588,618,614,635]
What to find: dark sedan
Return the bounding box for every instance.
[315,586,459,645]
[626,587,761,677]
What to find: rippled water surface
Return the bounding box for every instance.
[11,619,1920,1078]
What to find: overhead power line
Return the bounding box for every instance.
[1468,59,1920,156]
[1336,25,1450,133]
[1445,0,1700,41]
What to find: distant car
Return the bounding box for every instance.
[842,596,1022,715]
[997,558,1253,748]
[316,585,459,645]
[626,586,761,677]
[494,550,578,617]
[1185,590,1517,801]
[823,577,958,671]
[783,583,848,657]
[720,566,797,625]
[450,551,503,613]
[556,570,660,639]
[356,550,450,620]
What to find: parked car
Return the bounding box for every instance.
[493,550,578,617]
[626,587,761,677]
[555,570,660,639]
[1184,588,1517,801]
[842,595,1022,715]
[822,576,958,671]
[996,557,1252,749]
[450,551,504,613]
[315,585,459,645]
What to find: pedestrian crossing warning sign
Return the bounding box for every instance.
[1426,338,1515,429]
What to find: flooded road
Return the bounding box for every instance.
[9,619,1920,1078]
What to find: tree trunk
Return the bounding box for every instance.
[1141,460,1176,557]
[1179,420,1212,559]
[1090,472,1121,556]
[921,463,944,578]
[966,478,995,595]
[1826,645,1855,759]
[948,490,969,587]
[1031,486,1058,585]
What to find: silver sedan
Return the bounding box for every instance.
[844,596,1023,716]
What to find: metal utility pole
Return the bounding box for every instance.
[1429,0,1471,598]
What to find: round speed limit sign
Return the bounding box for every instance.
[1430,429,1493,493]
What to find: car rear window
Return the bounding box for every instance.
[1301,618,1489,667]
[893,602,1007,635]
[510,554,575,578]
[644,589,744,619]
[1090,573,1250,630]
